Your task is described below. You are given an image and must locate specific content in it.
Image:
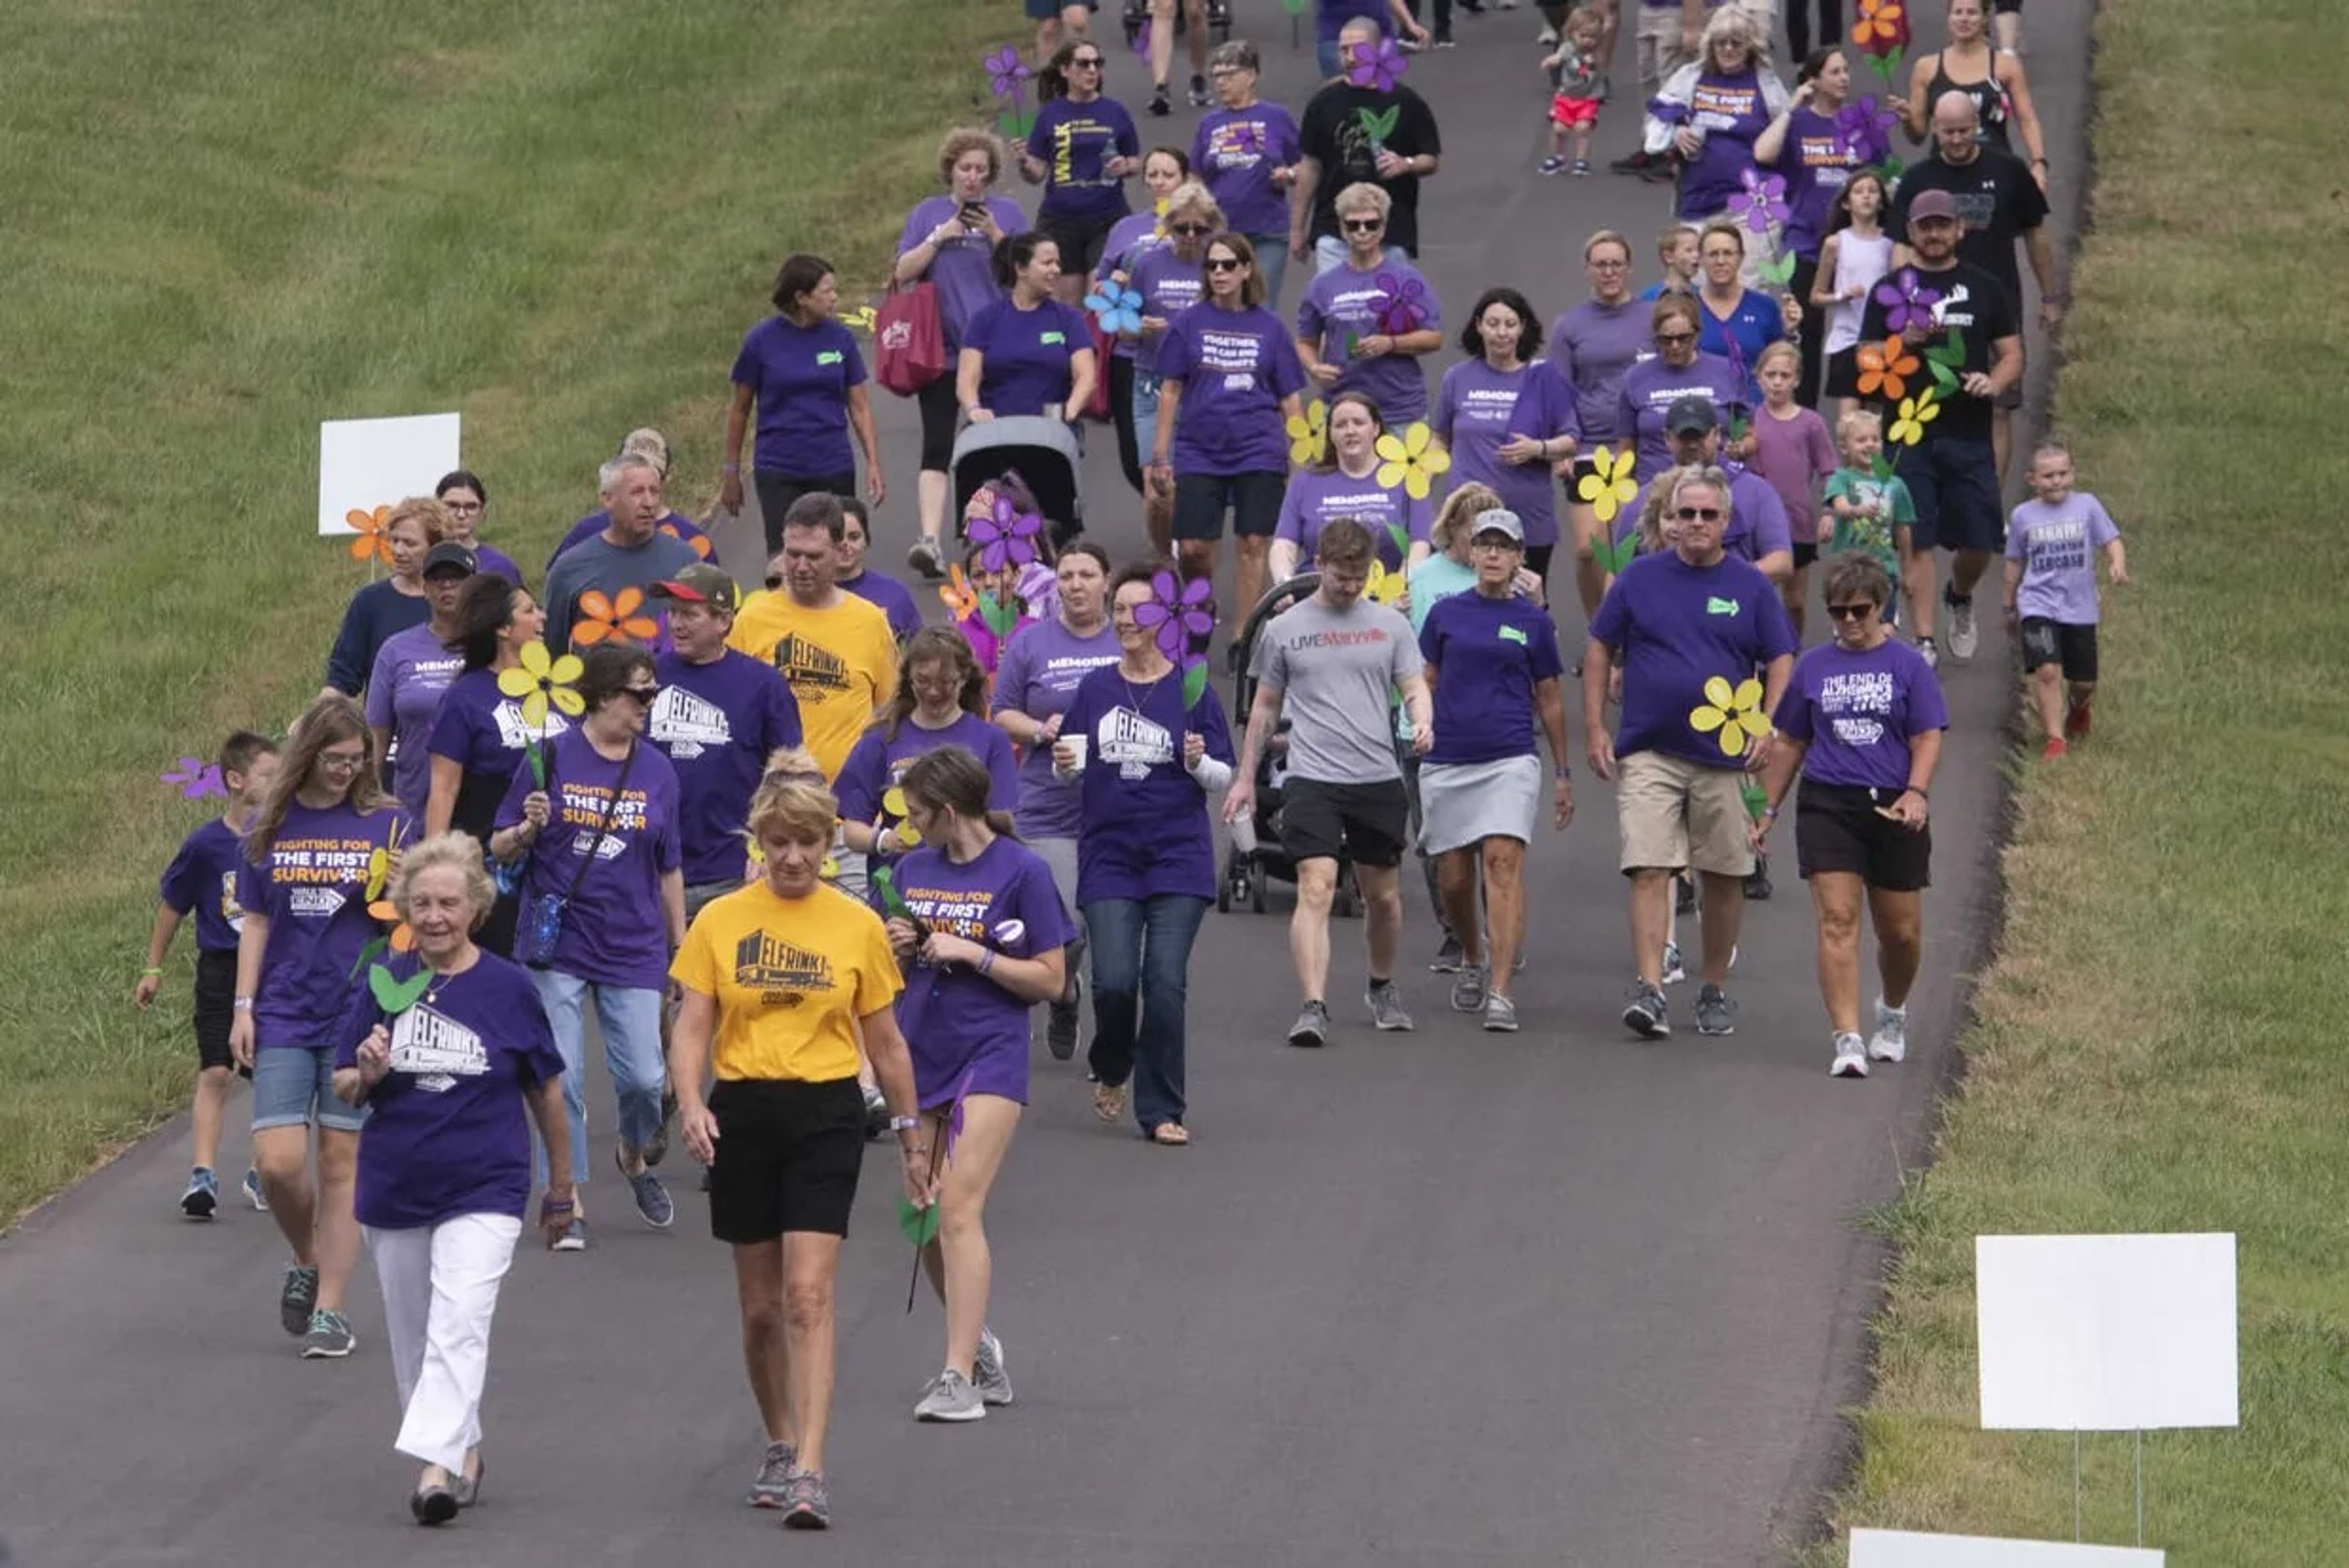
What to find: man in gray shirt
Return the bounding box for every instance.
[543,453,700,652]
[1227,518,1433,1047]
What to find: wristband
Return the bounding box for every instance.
[978,949,997,976]
[541,1196,576,1213]
[1904,786,1928,800]
[721,462,740,474]
[888,1114,922,1133]
[141,966,164,977]
[232,997,255,1011]
[1762,805,1779,821]
[1553,766,1572,782]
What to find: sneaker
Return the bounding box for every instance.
[2065,702,2092,740]
[862,1084,889,1141]
[1743,859,1773,901]
[1639,158,1681,185]
[1432,31,1455,46]
[1188,74,1209,106]
[1622,980,1671,1038]
[1365,979,1414,1032]
[1286,1000,1330,1048]
[1539,153,1569,176]
[1830,1032,1869,1078]
[1571,158,1592,176]
[1943,590,1978,660]
[181,1167,220,1220]
[1046,997,1080,1061]
[1661,938,1686,986]
[1482,994,1520,1033]
[644,1088,673,1167]
[280,1263,320,1336]
[552,1216,589,1252]
[617,1148,675,1230]
[1694,983,1737,1037]
[1675,874,1696,915]
[2041,736,2069,761]
[242,1167,269,1211]
[1449,964,1488,1013]
[1429,933,1467,973]
[300,1309,355,1359]
[1148,86,1171,117]
[749,1441,797,1507]
[779,1467,831,1530]
[915,1367,987,1423]
[1869,999,1909,1063]
[974,1328,1015,1406]
[1916,635,1939,670]
[907,538,945,581]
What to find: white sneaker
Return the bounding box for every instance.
[1917,636,1940,670]
[1830,1032,1869,1078]
[1661,938,1685,986]
[1945,594,1979,660]
[914,1367,986,1422]
[1869,999,1909,1063]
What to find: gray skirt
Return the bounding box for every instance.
[1418,753,1542,855]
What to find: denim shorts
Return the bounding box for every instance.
[251,1045,367,1133]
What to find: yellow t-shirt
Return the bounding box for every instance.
[727,591,899,782]
[669,879,903,1082]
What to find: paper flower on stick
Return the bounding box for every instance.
[968,490,1044,575]
[1083,282,1144,337]
[1690,675,1770,758]
[1346,37,1407,91]
[1726,168,1790,235]
[1130,17,1152,56]
[367,897,417,954]
[1888,390,1941,446]
[1374,422,1450,500]
[1287,400,1329,466]
[658,520,714,560]
[1373,272,1427,335]
[1132,569,1215,665]
[572,587,661,647]
[1921,329,1969,394]
[344,505,394,565]
[1757,251,1798,287]
[1575,446,1639,526]
[1835,95,1899,163]
[940,563,981,622]
[1363,560,1408,607]
[1856,337,1920,401]
[982,45,1031,99]
[1873,268,1942,335]
[499,642,584,728]
[1850,0,1908,57]
[1354,103,1401,147]
[878,787,924,851]
[367,964,431,1016]
[1282,0,1307,13]
[163,757,226,800]
[839,305,876,334]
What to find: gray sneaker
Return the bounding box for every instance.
[1869,998,1909,1063]
[1482,994,1520,1033]
[915,1367,987,1423]
[1695,983,1738,1036]
[1661,937,1686,986]
[907,538,945,581]
[1622,980,1671,1038]
[300,1308,355,1359]
[748,1440,797,1507]
[973,1328,1014,1407]
[779,1467,831,1530]
[242,1167,270,1211]
[1830,1032,1869,1078]
[279,1263,320,1336]
[1286,1000,1330,1048]
[1366,980,1414,1032]
[1449,964,1488,1013]
[1428,933,1467,973]
[1945,590,1979,660]
[552,1216,589,1252]
[618,1147,675,1229]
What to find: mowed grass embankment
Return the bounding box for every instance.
[1,0,1015,1221]
[1796,0,2349,1559]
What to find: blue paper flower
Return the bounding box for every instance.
[1083,282,1144,337]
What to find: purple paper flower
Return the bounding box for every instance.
[1131,18,1152,57]
[982,45,1031,100]
[1345,37,1407,92]
[1726,168,1791,235]
[163,757,226,800]
[1373,272,1427,335]
[1131,569,1215,664]
[1873,267,1944,335]
[1834,95,1898,165]
[968,490,1044,575]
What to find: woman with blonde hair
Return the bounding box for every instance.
[324,495,450,700]
[1125,179,1223,556]
[1643,7,1791,285]
[834,627,1022,870]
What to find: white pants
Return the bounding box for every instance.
[366,1213,522,1471]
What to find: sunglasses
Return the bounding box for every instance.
[1825,602,1880,622]
[1674,506,1723,522]
[1341,216,1385,232]
[1204,257,1246,272]
[617,684,662,706]
[1656,331,1698,345]
[1069,56,1104,67]
[1169,222,1210,236]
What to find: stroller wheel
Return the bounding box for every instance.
[1333,867,1361,919]
[1247,865,1265,914]
[1217,849,1234,914]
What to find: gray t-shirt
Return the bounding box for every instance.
[1249,594,1422,784]
[543,530,702,653]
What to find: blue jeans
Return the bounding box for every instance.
[1313,234,1409,276]
[1246,232,1291,313]
[1083,894,1208,1131]
[530,969,666,1187]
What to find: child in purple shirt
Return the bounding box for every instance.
[2003,442,2131,759]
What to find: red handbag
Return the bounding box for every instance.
[874,279,946,398]
[1080,316,1114,423]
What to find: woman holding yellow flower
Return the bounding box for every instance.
[835,629,1022,873]
[1267,391,1432,580]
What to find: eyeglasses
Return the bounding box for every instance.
[617,684,662,706]
[1825,602,1879,621]
[1204,257,1245,272]
[317,752,367,773]
[1655,331,1698,345]
[1674,506,1723,522]
[1169,222,1210,236]
[440,500,483,514]
[1341,216,1385,232]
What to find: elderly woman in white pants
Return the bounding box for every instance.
[333,834,573,1526]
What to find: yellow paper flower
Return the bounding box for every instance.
[1286,400,1329,467]
[840,305,877,333]
[1575,446,1639,524]
[1364,560,1408,607]
[880,786,924,849]
[1373,421,1451,500]
[1888,390,1941,446]
[1689,675,1770,758]
[497,641,586,729]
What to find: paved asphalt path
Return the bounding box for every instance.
[0,6,2096,1563]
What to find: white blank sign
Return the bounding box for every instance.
[1851,1529,2162,1566]
[1976,1233,2237,1431]
[318,413,461,535]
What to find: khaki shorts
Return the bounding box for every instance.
[1616,750,1756,878]
[1636,5,1697,100]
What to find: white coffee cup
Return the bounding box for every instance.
[1056,734,1089,772]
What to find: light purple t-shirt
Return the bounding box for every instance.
[1615,352,1749,483]
[897,194,1030,349]
[2005,494,2120,624]
[990,616,1121,840]
[1430,357,1580,549]
[494,731,683,992]
[1548,300,1655,443]
[1127,246,1206,377]
[1157,303,1308,476]
[1773,637,1950,792]
[1294,259,1443,423]
[1274,467,1430,569]
[366,623,466,818]
[1192,103,1304,234]
[1748,406,1838,545]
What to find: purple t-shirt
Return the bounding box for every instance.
[333,951,565,1230]
[878,837,1075,1108]
[1430,357,1580,548]
[990,616,1121,839]
[1773,637,1950,792]
[1588,551,1797,767]
[428,668,573,841]
[963,297,1093,418]
[1653,70,1778,222]
[235,802,414,1050]
[1418,590,1566,766]
[472,542,524,585]
[1295,259,1443,423]
[1026,95,1141,223]
[1193,103,1304,234]
[1697,289,1786,402]
[1749,406,1838,545]
[2005,494,2120,624]
[366,623,466,819]
[1157,303,1308,476]
[1616,353,1749,482]
[1127,245,1206,377]
[1274,467,1430,569]
[732,315,870,479]
[494,731,682,991]
[160,817,251,953]
[834,714,1023,862]
[1548,300,1655,443]
[840,568,924,643]
[1769,106,1863,261]
[897,194,1030,349]
[1620,466,1792,566]
[650,650,804,887]
[1058,667,1234,904]
[547,511,718,572]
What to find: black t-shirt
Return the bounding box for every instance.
[1298,82,1442,256]
[1887,146,2048,314]
[1858,260,2017,443]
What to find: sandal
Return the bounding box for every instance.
[1149,1122,1190,1147]
[1093,1082,1127,1123]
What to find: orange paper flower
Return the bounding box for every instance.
[1856,336,1920,401]
[1850,0,1906,52]
[367,899,417,953]
[572,586,661,647]
[345,505,393,564]
[658,522,713,560]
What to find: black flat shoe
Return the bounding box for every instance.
[411,1484,458,1526]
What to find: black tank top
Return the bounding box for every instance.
[1925,48,2014,154]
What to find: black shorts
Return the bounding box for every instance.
[1282,777,1411,868]
[1172,471,1285,541]
[1795,781,1933,892]
[752,471,857,557]
[1026,0,1097,17]
[193,948,247,1076]
[2020,617,2098,681]
[1902,436,2003,555]
[707,1078,867,1244]
[1823,345,1861,401]
[1036,211,1120,281]
[1793,541,1819,570]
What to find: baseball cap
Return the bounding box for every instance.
[421,542,477,579]
[650,563,740,612]
[1907,190,1961,224]
[1664,394,1720,436]
[1468,508,1525,543]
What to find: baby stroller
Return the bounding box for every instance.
[951,416,1085,549]
[1219,573,1362,918]
[1120,0,1234,50]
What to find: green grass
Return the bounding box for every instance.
[0,0,1018,1221]
[1796,0,2349,1559]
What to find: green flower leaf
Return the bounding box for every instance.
[1929,360,1960,394]
[898,1194,941,1247]
[368,963,431,1015]
[1182,658,1209,711]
